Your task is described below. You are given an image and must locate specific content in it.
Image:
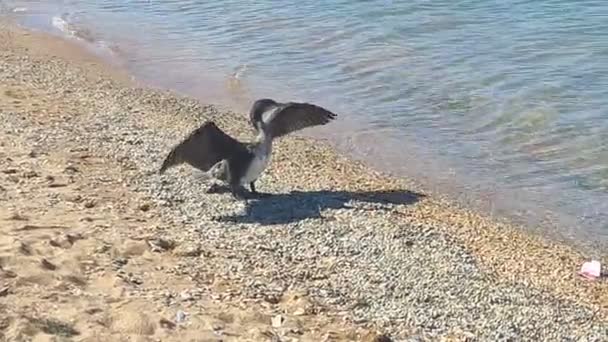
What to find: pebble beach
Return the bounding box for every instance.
[0,20,607,341]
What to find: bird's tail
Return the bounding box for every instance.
[159,147,181,174]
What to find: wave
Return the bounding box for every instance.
[51,13,117,58]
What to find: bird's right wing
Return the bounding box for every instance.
[159,121,245,174]
[266,102,337,139]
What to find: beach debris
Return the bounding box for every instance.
[578,260,601,280]
[175,310,187,324]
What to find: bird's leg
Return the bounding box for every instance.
[230,184,250,202]
[249,180,271,198]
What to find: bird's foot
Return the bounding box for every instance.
[230,186,251,202]
[207,183,231,194]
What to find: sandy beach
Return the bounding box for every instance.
[0,20,607,341]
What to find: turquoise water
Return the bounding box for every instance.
[3,0,608,249]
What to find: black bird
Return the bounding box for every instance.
[159,98,337,200]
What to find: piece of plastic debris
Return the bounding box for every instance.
[175,310,187,323]
[578,260,601,280]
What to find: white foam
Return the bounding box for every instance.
[232,64,248,80]
[51,15,76,37]
[51,14,116,58]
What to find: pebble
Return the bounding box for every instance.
[271,315,283,328]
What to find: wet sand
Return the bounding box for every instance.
[0,20,607,341]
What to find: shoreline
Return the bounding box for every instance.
[1,20,607,341]
[6,11,604,254]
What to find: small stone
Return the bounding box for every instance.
[66,233,83,244]
[85,307,102,315]
[40,258,57,270]
[23,170,38,178]
[84,200,96,208]
[264,294,280,305]
[180,291,193,301]
[112,257,128,269]
[2,168,17,174]
[271,315,283,328]
[290,328,303,335]
[159,318,175,330]
[0,287,9,297]
[173,243,201,257]
[18,242,32,255]
[148,238,175,252]
[49,237,71,249]
[138,203,151,212]
[95,244,111,254]
[371,334,393,342]
[68,194,83,203]
[64,165,79,173]
[122,240,148,256]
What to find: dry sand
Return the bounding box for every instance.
[0,20,607,342]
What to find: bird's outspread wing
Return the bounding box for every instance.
[159,121,245,174]
[264,102,337,139]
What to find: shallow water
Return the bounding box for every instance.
[3,0,608,251]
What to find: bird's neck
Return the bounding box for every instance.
[254,120,270,142]
[253,122,273,157]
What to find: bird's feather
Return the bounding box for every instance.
[263,102,337,138]
[159,121,247,174]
